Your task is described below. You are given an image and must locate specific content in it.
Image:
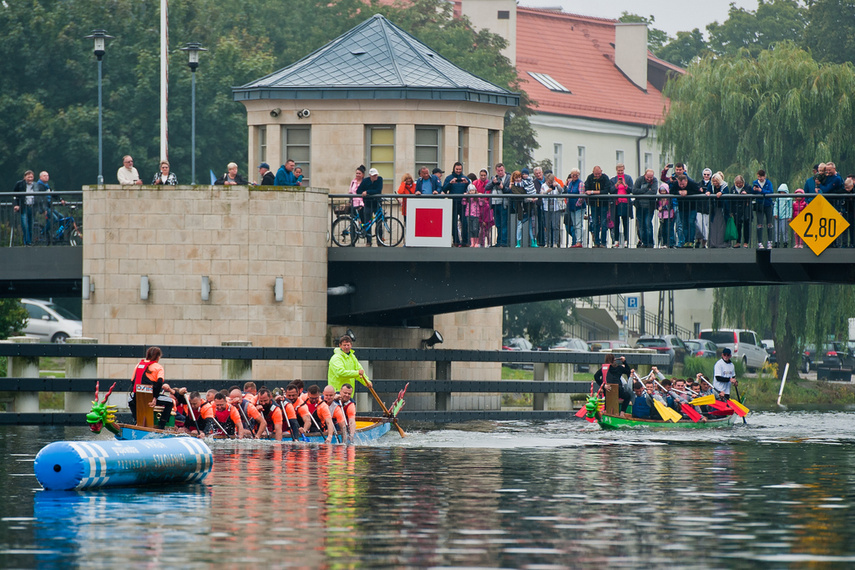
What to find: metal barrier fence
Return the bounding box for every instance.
[0,191,83,247]
[328,192,855,249]
[0,342,669,424]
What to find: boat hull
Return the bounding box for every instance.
[115,417,392,442]
[597,413,736,430]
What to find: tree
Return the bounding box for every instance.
[659,43,855,192]
[712,285,855,379]
[618,13,669,53]
[0,0,535,191]
[0,299,28,340]
[656,29,708,67]
[504,300,575,347]
[706,0,807,58]
[802,0,855,64]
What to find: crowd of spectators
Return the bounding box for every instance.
[344,160,855,249]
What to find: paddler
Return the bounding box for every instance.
[593,353,633,415]
[128,346,175,430]
[713,348,737,400]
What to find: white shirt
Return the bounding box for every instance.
[713,357,736,394]
[117,166,140,185]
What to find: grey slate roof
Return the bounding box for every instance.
[233,14,519,107]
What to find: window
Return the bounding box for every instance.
[415,127,441,174]
[25,303,49,320]
[366,126,395,180]
[577,146,586,174]
[694,322,701,337]
[527,72,571,93]
[553,143,563,177]
[282,126,311,184]
[487,130,498,172]
[615,150,625,165]
[258,126,267,163]
[498,10,510,19]
[644,152,653,172]
[457,127,468,169]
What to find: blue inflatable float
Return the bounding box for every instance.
[34,438,213,491]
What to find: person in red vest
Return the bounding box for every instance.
[128,346,175,429]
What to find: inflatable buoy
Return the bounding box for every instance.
[34,438,213,491]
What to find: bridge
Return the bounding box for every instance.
[2,192,854,326]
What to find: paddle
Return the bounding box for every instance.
[650,379,684,423]
[183,392,203,435]
[730,385,749,422]
[367,382,406,438]
[690,394,715,406]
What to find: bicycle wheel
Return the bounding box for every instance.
[378,216,405,247]
[331,217,358,247]
[69,228,82,246]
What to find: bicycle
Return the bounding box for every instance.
[49,205,83,246]
[331,205,404,247]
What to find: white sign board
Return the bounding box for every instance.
[405,198,453,247]
[626,296,639,315]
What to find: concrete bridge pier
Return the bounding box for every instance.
[4,337,40,412]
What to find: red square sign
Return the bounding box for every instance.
[414,208,444,238]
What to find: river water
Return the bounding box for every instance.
[2,411,855,569]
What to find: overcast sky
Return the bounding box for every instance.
[517,0,759,36]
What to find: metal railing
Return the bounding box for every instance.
[1,191,83,247]
[328,192,855,249]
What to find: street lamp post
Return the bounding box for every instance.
[181,42,207,185]
[85,30,113,185]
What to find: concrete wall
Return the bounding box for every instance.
[82,185,330,382]
[242,99,507,192]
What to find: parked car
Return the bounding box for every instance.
[587,339,632,352]
[549,337,593,372]
[698,328,768,372]
[762,339,776,364]
[685,338,718,359]
[634,335,688,373]
[21,298,83,343]
[502,337,532,351]
[805,342,855,371]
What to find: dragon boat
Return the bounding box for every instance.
[578,387,746,430]
[86,381,404,443]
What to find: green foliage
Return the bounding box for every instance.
[802,0,855,64]
[682,356,745,380]
[503,300,575,346]
[0,0,534,191]
[618,13,669,53]
[660,43,855,192]
[706,0,807,58]
[0,299,28,340]
[712,285,855,380]
[656,29,708,67]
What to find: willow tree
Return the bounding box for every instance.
[713,286,855,379]
[659,42,855,190]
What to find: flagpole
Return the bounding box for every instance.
[160,0,168,162]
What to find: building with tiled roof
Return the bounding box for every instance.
[459,0,683,178]
[234,14,518,190]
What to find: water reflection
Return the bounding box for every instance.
[1,412,855,567]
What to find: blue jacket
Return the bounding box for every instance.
[564,179,582,212]
[275,165,298,186]
[443,173,470,195]
[751,178,774,208]
[632,393,652,419]
[415,176,440,195]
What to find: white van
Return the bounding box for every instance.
[698,328,768,371]
[21,299,83,343]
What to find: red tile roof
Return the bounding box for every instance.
[516,7,673,126]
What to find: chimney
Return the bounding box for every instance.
[459,0,517,66]
[614,23,648,90]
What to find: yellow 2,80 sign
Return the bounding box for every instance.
[789,194,850,255]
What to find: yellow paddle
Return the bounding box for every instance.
[690,394,716,406]
[653,399,682,423]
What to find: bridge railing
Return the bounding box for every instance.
[0,342,669,424]
[328,192,855,249]
[0,191,84,247]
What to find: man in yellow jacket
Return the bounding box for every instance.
[328,334,372,393]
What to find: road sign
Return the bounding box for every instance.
[789,194,850,255]
[626,296,639,315]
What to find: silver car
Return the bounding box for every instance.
[21,298,83,343]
